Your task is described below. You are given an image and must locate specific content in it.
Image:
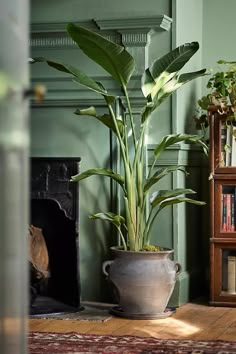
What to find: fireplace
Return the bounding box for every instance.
[30,157,82,316]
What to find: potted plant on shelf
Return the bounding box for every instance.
[32,23,208,318]
[194,60,236,144]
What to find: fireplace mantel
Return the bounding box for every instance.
[30,157,82,313]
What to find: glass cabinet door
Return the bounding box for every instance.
[220,185,236,233]
[219,118,236,168]
[209,108,236,307]
[210,243,236,305]
[222,249,236,294]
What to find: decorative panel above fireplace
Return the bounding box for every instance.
[30,157,81,314]
[31,157,81,220]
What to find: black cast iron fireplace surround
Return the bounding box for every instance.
[30,157,82,316]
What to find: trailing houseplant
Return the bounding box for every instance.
[194,60,236,142]
[33,23,208,316]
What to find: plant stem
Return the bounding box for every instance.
[108,104,127,164]
[109,102,137,250]
[124,196,136,250]
[123,85,137,148]
[116,226,127,250]
[148,153,158,180]
[145,207,160,244]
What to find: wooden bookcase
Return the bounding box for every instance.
[209,105,236,306]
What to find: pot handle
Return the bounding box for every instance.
[102,260,113,277]
[175,262,182,275]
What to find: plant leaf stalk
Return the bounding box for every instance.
[108,102,137,250]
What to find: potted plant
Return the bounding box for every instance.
[194,60,236,143]
[32,23,208,318]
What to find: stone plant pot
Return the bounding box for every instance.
[102,247,181,319]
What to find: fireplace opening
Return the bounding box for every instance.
[30,157,82,316]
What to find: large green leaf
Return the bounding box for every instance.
[70,168,125,189]
[67,23,135,87]
[144,166,188,193]
[141,68,206,123]
[178,70,209,84]
[150,188,196,208]
[32,57,110,96]
[159,197,206,211]
[141,42,201,98]
[89,212,126,228]
[74,107,124,137]
[95,82,116,105]
[140,42,206,123]
[153,134,208,160]
[154,69,206,104]
[89,212,128,250]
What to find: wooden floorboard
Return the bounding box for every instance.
[28,299,236,341]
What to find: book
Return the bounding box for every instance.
[226,193,232,231]
[231,192,235,231]
[222,193,227,231]
[222,193,236,232]
[227,255,236,293]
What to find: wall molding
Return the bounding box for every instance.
[95,15,172,31]
[31,21,95,33]
[147,143,207,167]
[30,76,146,107]
[31,98,107,108]
[31,96,148,112]
[30,15,172,49]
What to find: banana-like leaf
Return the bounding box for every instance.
[75,106,97,117]
[144,166,188,193]
[154,69,206,104]
[67,23,135,87]
[71,168,124,188]
[154,134,208,160]
[178,70,209,84]
[141,42,201,98]
[159,197,206,211]
[89,212,126,228]
[95,81,116,105]
[74,107,124,137]
[141,69,206,123]
[103,93,117,105]
[32,57,111,97]
[150,188,196,208]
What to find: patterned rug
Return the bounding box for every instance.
[28,331,236,353]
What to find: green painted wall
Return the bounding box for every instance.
[172,0,203,134]
[202,0,236,91]
[31,0,170,22]
[30,0,211,305]
[168,0,208,306]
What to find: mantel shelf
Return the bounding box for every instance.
[30,15,172,49]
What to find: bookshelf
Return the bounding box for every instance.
[209,105,236,306]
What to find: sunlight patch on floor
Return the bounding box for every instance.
[135,317,201,337]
